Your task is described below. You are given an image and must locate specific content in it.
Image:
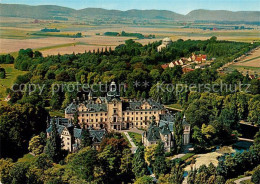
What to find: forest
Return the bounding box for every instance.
[0,37,260,183]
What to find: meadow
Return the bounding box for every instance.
[0,64,27,103]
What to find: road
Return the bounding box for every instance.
[123,132,137,153]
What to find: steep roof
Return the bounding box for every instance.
[65,102,77,114]
[146,124,161,142]
[89,128,106,142]
[123,99,164,111]
[182,115,190,126]
[73,128,82,138]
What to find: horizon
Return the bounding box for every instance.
[0,0,259,14]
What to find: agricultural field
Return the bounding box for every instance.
[0,17,259,57]
[228,47,260,75]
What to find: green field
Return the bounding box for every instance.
[128,132,142,145]
[0,64,27,101]
[165,103,183,111]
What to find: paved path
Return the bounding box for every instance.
[171,153,186,160]
[234,176,251,184]
[124,132,137,153]
[119,128,144,134]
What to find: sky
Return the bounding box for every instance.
[0,0,259,14]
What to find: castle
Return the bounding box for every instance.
[65,82,166,131]
[47,82,190,152]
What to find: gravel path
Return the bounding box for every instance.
[234,176,252,184]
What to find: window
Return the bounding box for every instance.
[141,117,143,120]
[145,112,147,114]
[132,112,134,115]
[114,103,116,107]
[132,117,134,120]
[96,114,98,116]
[141,112,143,115]
[87,114,89,116]
[127,112,129,115]
[96,119,98,122]
[136,117,138,120]
[67,143,69,145]
[105,113,107,116]
[67,138,69,140]
[114,109,117,114]
[136,112,138,115]
[91,114,93,116]
[149,112,151,114]
[136,123,138,126]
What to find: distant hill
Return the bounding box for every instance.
[0,3,259,22]
[0,4,75,19]
[186,9,260,22]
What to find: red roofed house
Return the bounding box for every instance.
[182,68,194,74]
[195,56,202,63]
[161,63,169,70]
[202,55,207,61]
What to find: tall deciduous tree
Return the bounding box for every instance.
[28,135,45,155]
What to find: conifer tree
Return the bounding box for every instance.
[73,110,80,128]
[81,126,93,148]
[132,145,148,178]
[44,120,62,163]
[153,141,167,177]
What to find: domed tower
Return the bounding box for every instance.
[107,81,120,100]
[157,37,172,52]
[162,37,172,46]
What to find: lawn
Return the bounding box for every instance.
[180,153,195,161]
[49,110,65,118]
[128,132,142,145]
[17,153,36,164]
[0,64,27,101]
[165,103,183,111]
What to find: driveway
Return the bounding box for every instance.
[124,132,137,153]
